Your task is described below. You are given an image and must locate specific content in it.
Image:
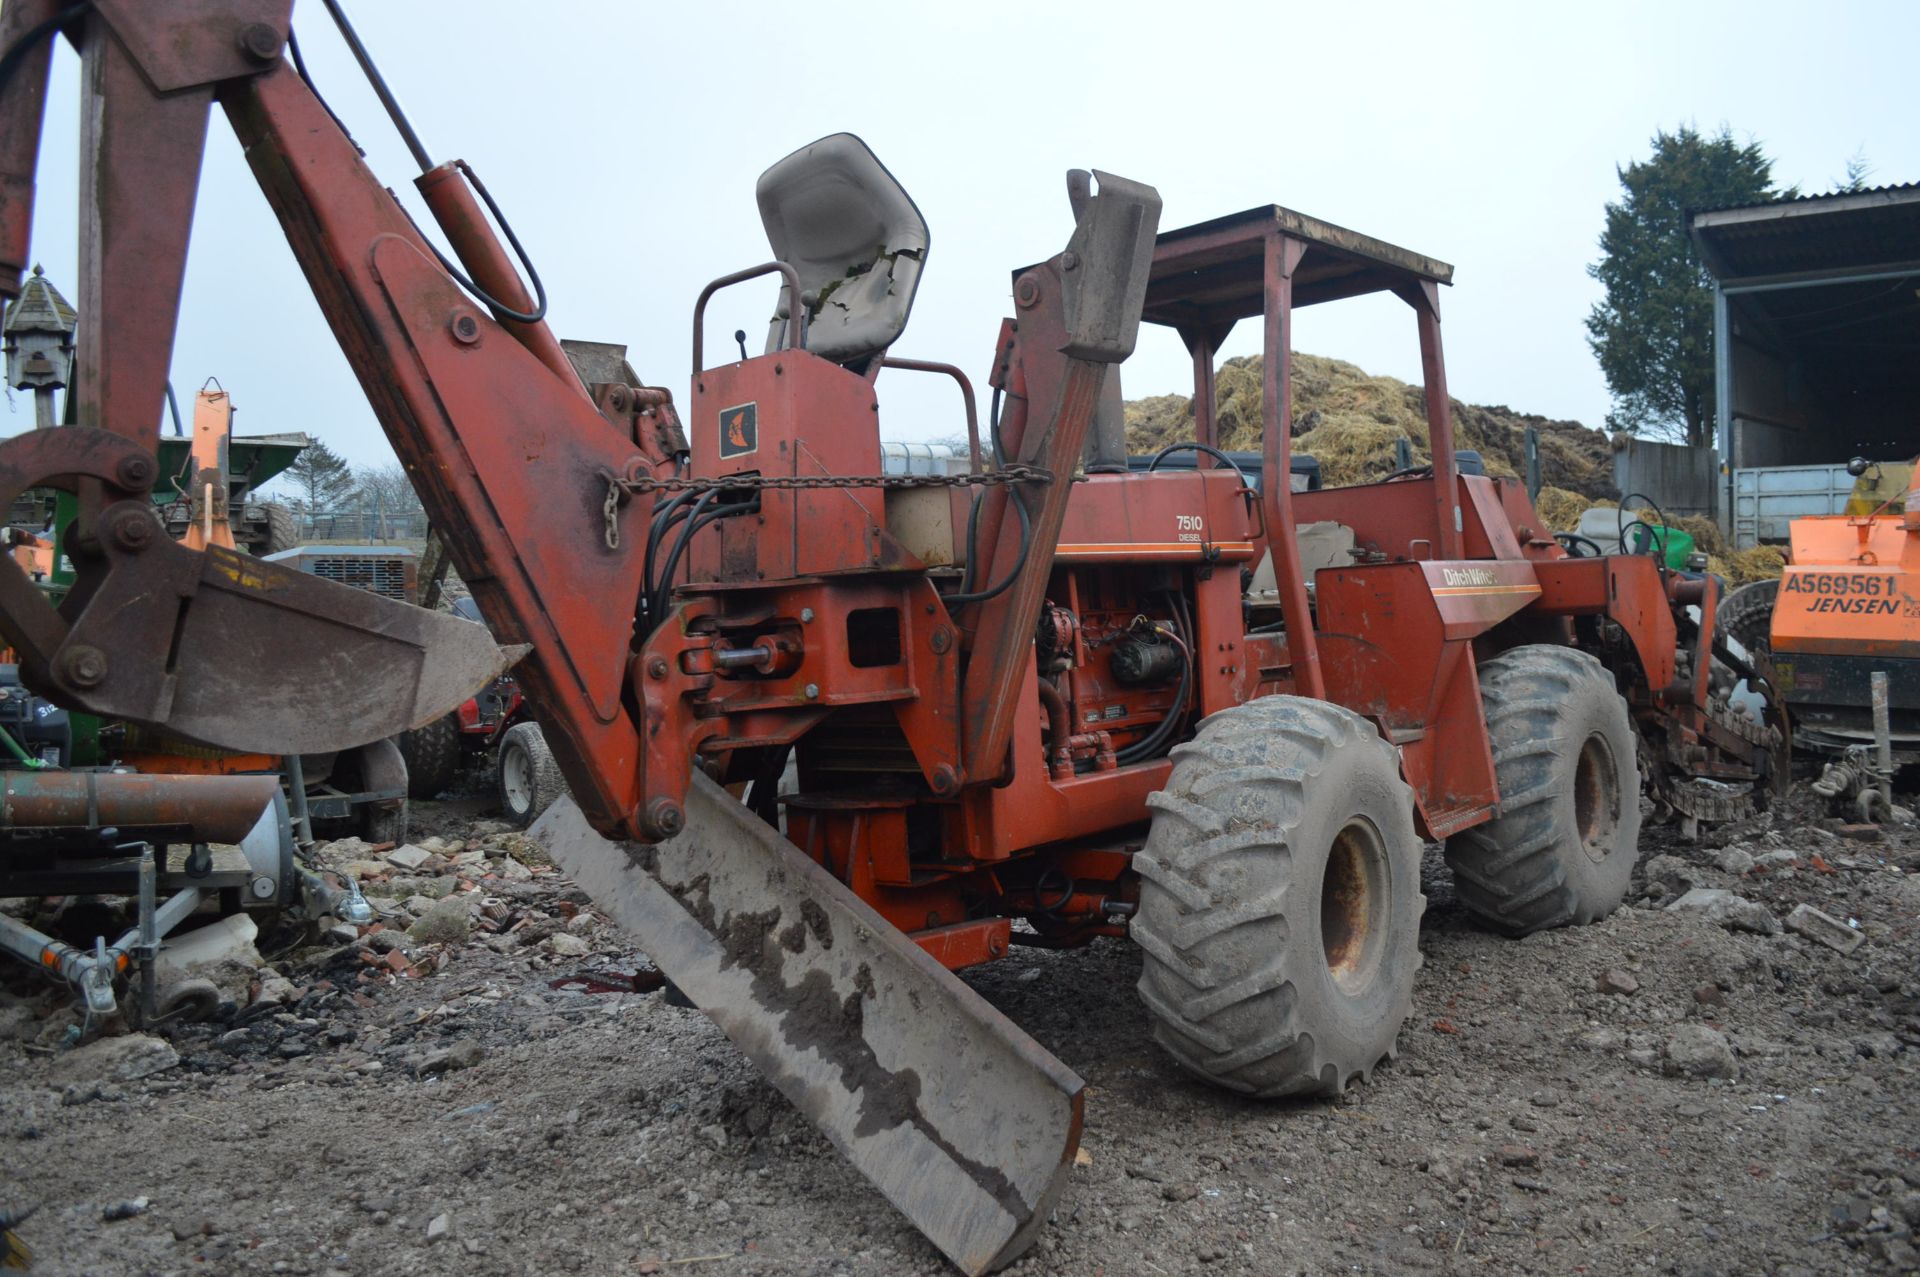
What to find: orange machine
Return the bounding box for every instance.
[1722,458,1920,790]
[0,6,1782,1270]
[177,386,240,552]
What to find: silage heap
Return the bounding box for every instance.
[1124,353,1615,494]
[1124,352,1783,587]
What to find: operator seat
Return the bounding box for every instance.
[757,134,929,374]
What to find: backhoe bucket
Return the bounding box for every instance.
[534,775,1084,1276]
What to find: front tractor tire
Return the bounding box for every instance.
[1132,697,1425,1098]
[498,722,564,828]
[1443,645,1639,936]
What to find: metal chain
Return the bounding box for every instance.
[602,464,1051,549]
[1644,693,1786,825]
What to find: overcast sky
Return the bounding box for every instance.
[11,0,1919,469]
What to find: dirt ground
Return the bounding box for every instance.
[4,783,1919,1277]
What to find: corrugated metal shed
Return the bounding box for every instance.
[1693,181,1920,545]
[1692,183,1920,281]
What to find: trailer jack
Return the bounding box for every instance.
[0,842,206,1031]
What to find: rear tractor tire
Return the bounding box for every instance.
[399,713,462,800]
[498,722,564,828]
[262,502,300,556]
[1132,696,1425,1098]
[1444,645,1639,936]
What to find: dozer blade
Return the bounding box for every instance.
[45,540,519,756]
[534,776,1084,1276]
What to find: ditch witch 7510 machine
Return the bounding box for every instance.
[0,4,1782,1271]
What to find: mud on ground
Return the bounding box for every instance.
[3,791,1918,1276]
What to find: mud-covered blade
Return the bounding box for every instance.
[534,777,1084,1276]
[51,540,517,755]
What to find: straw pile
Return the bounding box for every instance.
[1711,545,1787,585]
[1533,486,1608,531]
[1125,353,1616,497]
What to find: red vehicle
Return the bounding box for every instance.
[0,7,1780,1271]
[399,596,563,826]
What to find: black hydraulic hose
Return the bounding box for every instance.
[649,494,760,631]
[646,489,719,627]
[164,382,183,437]
[317,0,548,324]
[0,2,88,98]
[635,490,707,640]
[1116,647,1190,766]
[1617,491,1671,562]
[1146,443,1252,489]
[945,487,1030,606]
[427,162,551,325]
[954,385,1010,598]
[641,489,699,610]
[988,384,1007,469]
[1116,592,1195,766]
[286,28,358,150]
[957,491,983,595]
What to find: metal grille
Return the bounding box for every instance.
[309,556,409,601]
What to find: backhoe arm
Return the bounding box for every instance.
[0,3,664,834]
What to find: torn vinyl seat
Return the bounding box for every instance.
[756,133,929,373]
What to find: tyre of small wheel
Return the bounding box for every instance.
[1443,644,1640,936]
[1132,696,1425,1099]
[497,722,562,827]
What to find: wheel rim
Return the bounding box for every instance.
[1573,732,1620,863]
[1320,817,1389,996]
[503,743,532,813]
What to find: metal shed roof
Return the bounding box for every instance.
[1144,204,1453,330]
[1692,183,1920,283]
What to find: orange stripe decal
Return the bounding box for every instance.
[1054,541,1257,558]
[1431,584,1542,597]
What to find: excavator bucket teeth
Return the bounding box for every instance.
[534,776,1084,1276]
[47,541,519,756]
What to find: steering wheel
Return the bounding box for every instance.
[1555,531,1604,558]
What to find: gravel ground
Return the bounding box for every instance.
[3,789,1918,1276]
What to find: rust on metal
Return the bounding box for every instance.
[0,770,277,842]
[536,780,1083,1276]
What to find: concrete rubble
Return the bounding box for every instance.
[0,791,1914,1275]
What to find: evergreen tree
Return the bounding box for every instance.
[283,439,357,512]
[1586,126,1788,447]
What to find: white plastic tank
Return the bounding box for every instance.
[880,441,965,477]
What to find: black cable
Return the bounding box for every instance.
[1617,491,1671,561]
[641,489,699,611]
[649,493,760,631]
[1146,443,1251,489]
[954,384,1010,597]
[286,27,359,152]
[1555,531,1603,559]
[426,161,550,324]
[988,384,1007,468]
[1116,593,1194,766]
[164,382,183,437]
[0,1,88,98]
[633,490,703,641]
[647,489,718,627]
[945,487,1030,606]
[314,0,548,324]
[957,491,983,595]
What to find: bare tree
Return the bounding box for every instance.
[354,462,424,515]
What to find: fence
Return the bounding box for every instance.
[1612,439,1718,520]
[297,509,430,541]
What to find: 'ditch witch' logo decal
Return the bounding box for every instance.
[719,402,758,459]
